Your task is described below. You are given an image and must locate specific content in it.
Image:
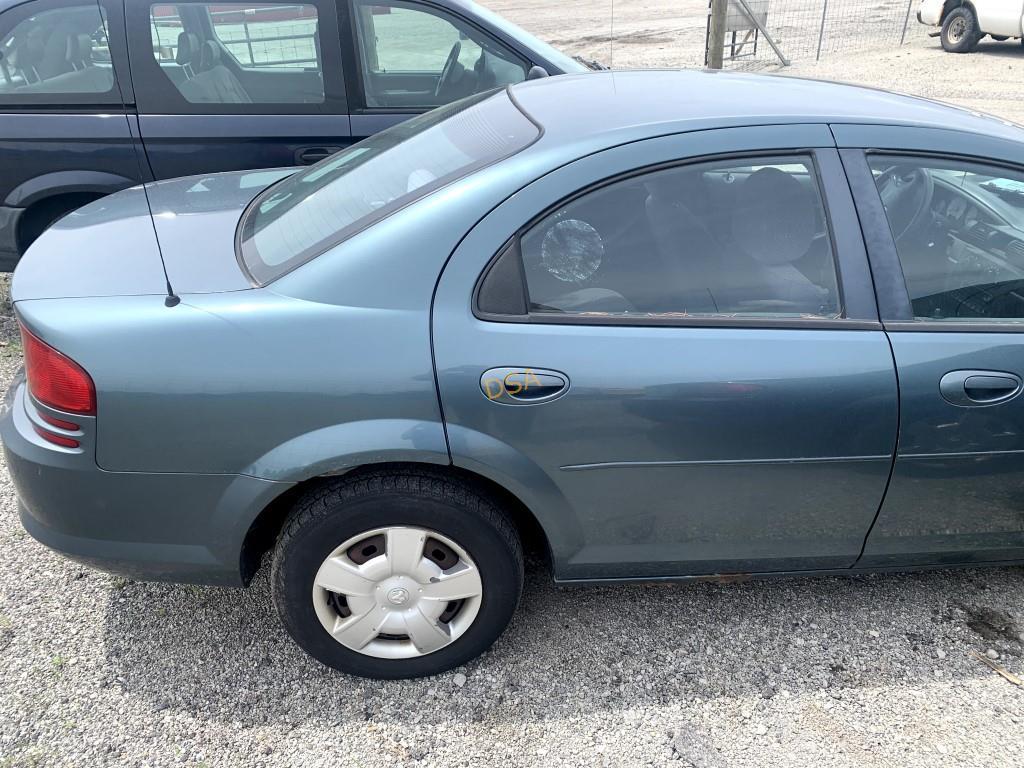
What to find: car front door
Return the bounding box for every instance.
[126,0,352,179]
[433,126,899,581]
[838,125,1024,567]
[341,0,530,140]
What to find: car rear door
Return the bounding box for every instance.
[433,125,899,581]
[838,124,1024,567]
[126,0,352,179]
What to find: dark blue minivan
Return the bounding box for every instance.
[0,0,587,269]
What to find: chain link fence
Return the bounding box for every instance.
[706,0,919,69]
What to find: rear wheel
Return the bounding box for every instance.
[940,6,979,52]
[271,469,524,679]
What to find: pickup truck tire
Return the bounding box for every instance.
[940,7,979,52]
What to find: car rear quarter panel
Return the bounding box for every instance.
[15,288,451,480]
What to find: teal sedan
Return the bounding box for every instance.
[6,71,1024,678]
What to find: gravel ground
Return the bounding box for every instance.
[5,7,1024,767]
[783,37,1024,125]
[489,0,1024,125]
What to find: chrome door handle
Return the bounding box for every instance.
[480,368,569,405]
[940,370,1022,406]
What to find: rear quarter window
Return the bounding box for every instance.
[0,0,122,104]
[237,88,540,285]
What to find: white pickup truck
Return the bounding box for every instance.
[917,0,1023,52]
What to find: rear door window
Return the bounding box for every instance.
[129,0,345,113]
[349,0,528,110]
[149,2,322,103]
[0,0,122,104]
[481,155,842,320]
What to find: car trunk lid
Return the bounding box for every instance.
[148,168,293,294]
[12,168,293,301]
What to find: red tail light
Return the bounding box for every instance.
[20,323,95,415]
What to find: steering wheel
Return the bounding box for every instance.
[434,41,462,100]
[875,164,935,241]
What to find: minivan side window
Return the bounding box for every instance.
[148,2,324,105]
[350,0,528,110]
[0,0,119,103]
[489,156,841,320]
[869,155,1024,323]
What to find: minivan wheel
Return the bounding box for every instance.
[940,7,979,52]
[271,470,524,679]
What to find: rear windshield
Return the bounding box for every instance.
[237,88,540,285]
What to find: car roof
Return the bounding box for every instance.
[510,69,1024,145]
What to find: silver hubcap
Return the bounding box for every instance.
[312,526,483,659]
[949,17,967,42]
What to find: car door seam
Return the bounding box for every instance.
[852,329,901,567]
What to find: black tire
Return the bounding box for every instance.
[271,468,524,679]
[940,6,979,53]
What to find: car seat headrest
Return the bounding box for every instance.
[175,32,199,66]
[199,40,221,70]
[731,167,816,266]
[66,33,93,65]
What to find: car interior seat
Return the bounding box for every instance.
[644,170,729,313]
[176,32,199,78]
[11,34,43,84]
[727,167,833,314]
[178,39,251,104]
[19,31,111,93]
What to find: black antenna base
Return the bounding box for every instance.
[165,294,181,308]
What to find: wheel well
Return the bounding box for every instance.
[942,0,972,21]
[16,191,104,253]
[239,462,552,585]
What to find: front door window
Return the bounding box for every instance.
[868,155,1024,322]
[350,1,527,109]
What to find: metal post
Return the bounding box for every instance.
[707,0,728,68]
[815,0,829,61]
[244,20,256,66]
[900,0,914,44]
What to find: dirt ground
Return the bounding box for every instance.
[486,0,1024,125]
